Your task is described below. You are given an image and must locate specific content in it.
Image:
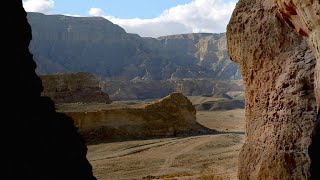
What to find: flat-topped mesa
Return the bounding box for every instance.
[57,92,212,142]
[227,0,316,179]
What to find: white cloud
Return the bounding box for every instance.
[23,0,54,14]
[88,8,105,17]
[90,0,236,37]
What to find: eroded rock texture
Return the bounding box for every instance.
[275,1,320,178]
[40,72,111,103]
[56,93,213,142]
[3,1,96,179]
[227,0,317,179]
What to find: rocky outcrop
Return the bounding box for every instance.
[275,1,320,179]
[227,0,317,179]
[27,12,240,81]
[56,93,213,142]
[40,72,111,103]
[4,1,95,179]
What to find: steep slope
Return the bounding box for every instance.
[227,0,316,179]
[27,12,240,80]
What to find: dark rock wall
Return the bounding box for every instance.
[3,1,96,179]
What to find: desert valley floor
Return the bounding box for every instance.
[86,105,245,180]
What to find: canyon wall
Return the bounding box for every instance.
[27,12,240,81]
[57,93,213,142]
[227,0,317,179]
[275,1,320,179]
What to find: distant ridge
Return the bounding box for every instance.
[27,12,241,80]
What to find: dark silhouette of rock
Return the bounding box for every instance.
[2,1,96,179]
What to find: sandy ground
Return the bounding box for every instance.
[87,109,245,180]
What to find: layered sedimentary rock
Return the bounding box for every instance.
[3,1,95,179]
[227,0,317,179]
[40,72,111,103]
[27,12,240,80]
[56,93,212,142]
[275,1,320,179]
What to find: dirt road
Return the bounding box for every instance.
[87,109,245,180]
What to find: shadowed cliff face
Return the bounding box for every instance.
[3,1,96,179]
[275,2,320,178]
[227,0,317,179]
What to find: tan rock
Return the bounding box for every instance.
[57,92,212,142]
[227,0,317,179]
[275,0,320,103]
[40,72,111,103]
[275,1,320,179]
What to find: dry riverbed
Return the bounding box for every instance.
[87,109,245,180]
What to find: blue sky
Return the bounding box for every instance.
[23,0,238,37]
[52,0,192,19]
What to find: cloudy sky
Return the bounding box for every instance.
[22,0,238,38]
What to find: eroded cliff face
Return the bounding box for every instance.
[40,72,111,103]
[275,1,320,179]
[56,93,213,142]
[276,0,320,103]
[27,12,240,81]
[227,0,317,179]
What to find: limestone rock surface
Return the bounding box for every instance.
[227,0,317,179]
[275,1,320,179]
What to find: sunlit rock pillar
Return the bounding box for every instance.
[227,0,317,179]
[276,0,320,105]
[275,1,320,179]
